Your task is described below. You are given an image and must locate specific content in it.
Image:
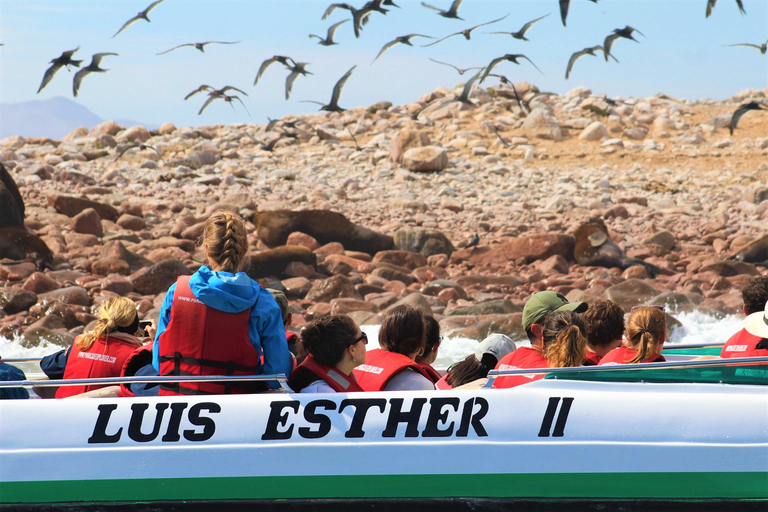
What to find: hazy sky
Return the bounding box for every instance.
[1,0,766,129]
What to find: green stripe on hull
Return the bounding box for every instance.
[2,472,767,504]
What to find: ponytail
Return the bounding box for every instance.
[542,311,587,368]
[626,307,666,363]
[76,297,139,350]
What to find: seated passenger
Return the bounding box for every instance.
[415,315,442,384]
[152,211,292,395]
[494,291,587,389]
[600,306,666,365]
[354,305,435,391]
[494,310,588,388]
[287,315,366,393]
[721,276,768,359]
[0,359,29,399]
[269,288,305,365]
[582,299,625,365]
[437,333,516,389]
[56,297,146,399]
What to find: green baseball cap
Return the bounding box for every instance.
[522,291,588,331]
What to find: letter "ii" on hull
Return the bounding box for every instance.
[538,397,574,437]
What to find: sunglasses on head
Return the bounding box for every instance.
[351,332,368,346]
[631,305,665,313]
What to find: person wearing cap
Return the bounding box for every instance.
[436,333,516,390]
[493,291,588,389]
[582,299,625,365]
[721,276,768,359]
[600,306,666,365]
[415,315,442,384]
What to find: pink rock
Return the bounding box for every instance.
[282,277,312,298]
[537,254,570,275]
[71,208,103,236]
[91,258,131,276]
[21,272,59,294]
[284,261,315,278]
[330,298,377,315]
[37,286,90,306]
[622,265,650,279]
[116,214,146,231]
[130,259,191,295]
[305,275,360,302]
[372,250,428,270]
[101,274,134,295]
[286,232,320,251]
[314,242,345,259]
[383,280,407,296]
[437,287,460,303]
[323,254,375,274]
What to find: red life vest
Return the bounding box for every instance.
[435,373,452,390]
[287,354,363,393]
[353,348,434,391]
[598,346,665,365]
[416,362,441,383]
[493,347,549,389]
[157,276,261,396]
[56,335,139,398]
[720,328,768,358]
[118,344,153,398]
[583,350,602,366]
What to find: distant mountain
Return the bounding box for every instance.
[0,97,158,140]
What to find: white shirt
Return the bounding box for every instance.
[383,368,435,391]
[300,380,336,393]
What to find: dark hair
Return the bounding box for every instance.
[446,353,498,388]
[742,276,768,315]
[582,299,625,348]
[379,305,426,357]
[422,315,441,353]
[625,307,665,364]
[300,315,359,367]
[542,311,587,368]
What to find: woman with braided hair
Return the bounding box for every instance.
[55,297,146,398]
[152,210,292,395]
[600,306,666,365]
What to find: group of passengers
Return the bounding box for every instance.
[1,211,767,399]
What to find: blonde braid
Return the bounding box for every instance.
[203,211,247,273]
[76,297,138,351]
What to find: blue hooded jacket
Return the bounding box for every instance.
[152,266,292,385]
[0,361,29,399]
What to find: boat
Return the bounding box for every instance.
[0,350,766,511]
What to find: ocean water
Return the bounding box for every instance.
[1,310,744,374]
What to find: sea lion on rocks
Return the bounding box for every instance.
[0,162,24,228]
[573,218,660,277]
[254,210,393,255]
[732,235,768,266]
[0,226,54,270]
[243,245,317,280]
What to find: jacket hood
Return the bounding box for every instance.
[188,265,260,313]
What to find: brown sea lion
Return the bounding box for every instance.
[0,162,25,228]
[242,245,317,280]
[573,218,660,276]
[0,226,54,270]
[733,235,768,266]
[254,210,393,255]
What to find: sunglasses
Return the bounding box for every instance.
[351,332,368,346]
[631,305,665,313]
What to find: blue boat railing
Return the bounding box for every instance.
[0,374,292,392]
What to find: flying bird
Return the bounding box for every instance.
[428,58,483,75]
[726,39,768,54]
[114,143,161,161]
[112,0,165,38]
[37,47,82,94]
[565,45,617,79]
[301,65,356,112]
[559,0,599,27]
[480,54,542,82]
[604,25,644,61]
[730,102,766,135]
[421,0,464,20]
[486,13,550,40]
[309,19,349,45]
[156,41,240,55]
[254,55,295,85]
[199,93,250,116]
[373,34,434,63]
[322,3,374,38]
[185,85,247,101]
[423,13,509,47]
[436,68,484,109]
[285,62,312,100]
[706,0,746,17]
[72,53,118,97]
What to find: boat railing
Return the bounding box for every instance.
[0,373,291,392]
[484,356,768,387]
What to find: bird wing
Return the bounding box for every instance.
[37,62,62,93]
[728,43,762,50]
[230,95,251,116]
[518,13,550,36]
[565,49,588,79]
[730,106,749,134]
[421,2,442,12]
[185,85,213,100]
[519,54,543,74]
[372,39,400,63]
[459,68,483,101]
[628,25,645,38]
[735,0,745,14]
[329,65,356,107]
[469,12,510,31]
[322,3,351,19]
[285,70,301,99]
[61,46,81,59]
[706,0,717,17]
[480,57,504,82]
[422,31,462,47]
[72,68,90,97]
[299,100,326,106]
[327,19,349,40]
[559,0,570,26]
[198,95,220,115]
[429,58,461,73]
[449,0,464,16]
[220,85,248,96]
[603,33,621,60]
[112,15,141,38]
[91,53,118,67]
[144,0,165,15]
[206,40,240,46]
[255,58,279,85]
[156,43,193,55]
